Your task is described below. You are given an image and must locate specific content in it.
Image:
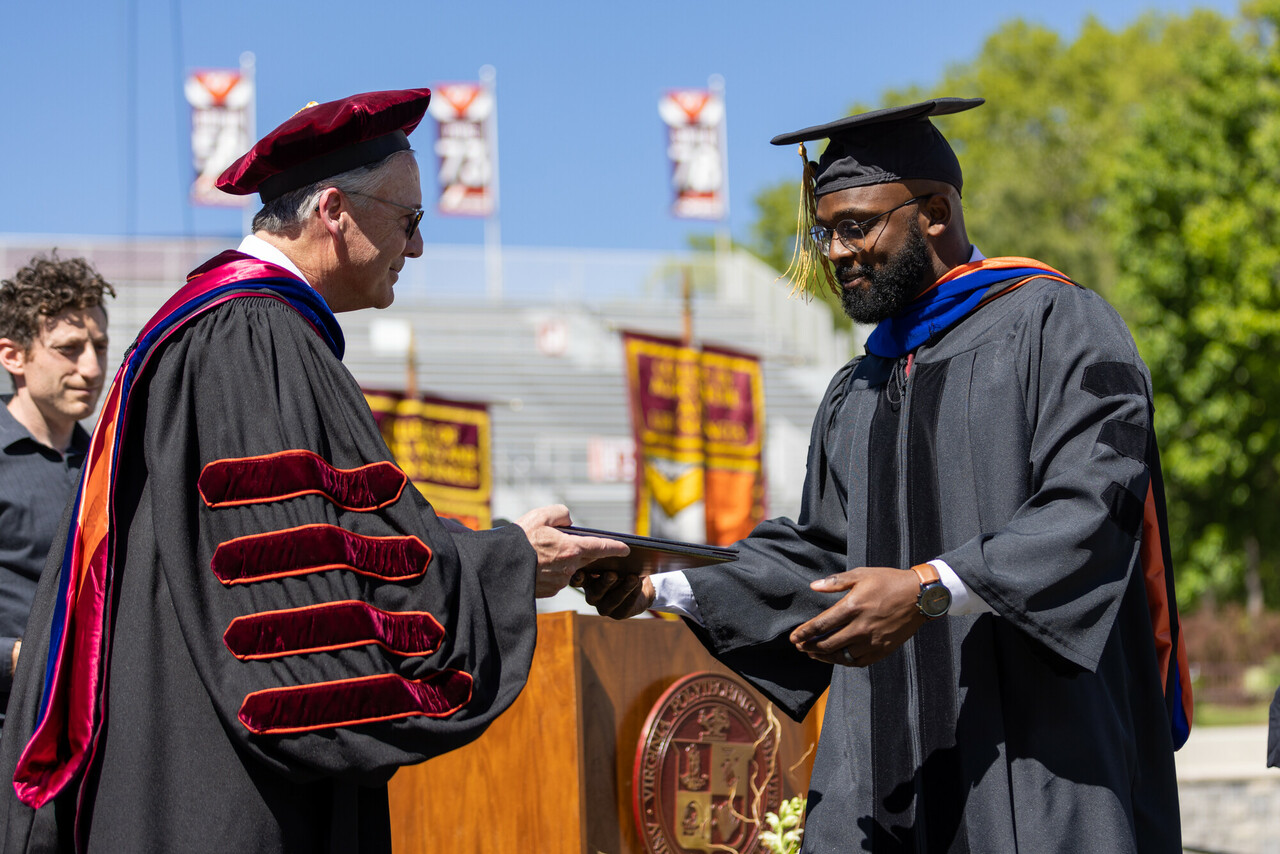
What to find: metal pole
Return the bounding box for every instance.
[709,73,730,227]
[126,0,138,239]
[709,74,732,297]
[480,64,503,302]
[405,326,418,400]
[682,267,694,347]
[170,0,194,239]
[240,51,257,238]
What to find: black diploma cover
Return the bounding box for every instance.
[559,526,737,576]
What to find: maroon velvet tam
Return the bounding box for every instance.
[216,87,431,202]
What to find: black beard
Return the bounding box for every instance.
[837,219,934,324]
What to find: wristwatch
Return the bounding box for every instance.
[911,563,951,619]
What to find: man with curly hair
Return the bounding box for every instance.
[0,254,114,733]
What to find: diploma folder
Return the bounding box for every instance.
[560,526,738,575]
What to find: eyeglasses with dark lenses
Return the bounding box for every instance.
[809,195,931,255]
[345,190,425,239]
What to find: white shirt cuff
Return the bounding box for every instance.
[649,571,703,624]
[931,559,993,616]
[651,562,989,623]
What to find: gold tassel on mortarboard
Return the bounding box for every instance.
[777,143,840,300]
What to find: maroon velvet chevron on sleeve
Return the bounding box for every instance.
[210,524,432,585]
[238,671,474,735]
[198,449,407,511]
[223,600,446,660]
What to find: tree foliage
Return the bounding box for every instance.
[909,14,1204,294]
[1106,1,1280,611]
[746,3,1280,608]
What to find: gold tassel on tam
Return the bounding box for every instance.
[777,143,840,300]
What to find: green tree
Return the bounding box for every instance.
[905,14,1202,294]
[1105,2,1280,613]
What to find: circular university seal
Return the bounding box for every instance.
[633,671,782,854]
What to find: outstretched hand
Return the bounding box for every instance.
[790,566,926,667]
[516,505,630,598]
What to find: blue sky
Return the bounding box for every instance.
[1,0,1241,251]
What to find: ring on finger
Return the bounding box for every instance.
[841,647,855,666]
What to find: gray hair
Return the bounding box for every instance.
[251,149,416,235]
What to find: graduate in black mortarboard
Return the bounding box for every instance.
[0,89,627,854]
[581,98,1192,853]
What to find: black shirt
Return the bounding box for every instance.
[0,396,89,700]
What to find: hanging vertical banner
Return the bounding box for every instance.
[364,389,493,530]
[428,82,496,216]
[659,89,726,220]
[185,69,254,207]
[624,332,706,543]
[623,333,767,545]
[700,344,767,545]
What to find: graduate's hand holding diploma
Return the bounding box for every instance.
[516,505,631,598]
[573,571,655,619]
[791,566,927,667]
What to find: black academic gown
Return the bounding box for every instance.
[685,277,1184,853]
[0,292,537,853]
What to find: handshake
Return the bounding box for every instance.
[514,504,633,599]
[513,504,653,617]
[517,506,736,619]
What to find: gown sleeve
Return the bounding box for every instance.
[940,285,1157,672]
[142,296,538,783]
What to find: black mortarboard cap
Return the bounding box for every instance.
[771,98,983,300]
[772,97,984,196]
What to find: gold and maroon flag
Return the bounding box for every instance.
[700,344,767,545]
[427,82,496,217]
[658,89,727,221]
[364,389,493,530]
[624,332,705,542]
[185,69,254,207]
[623,332,766,546]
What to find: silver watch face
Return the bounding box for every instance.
[919,583,951,618]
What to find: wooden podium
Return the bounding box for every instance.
[388,611,823,854]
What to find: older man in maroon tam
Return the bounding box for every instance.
[0,88,626,854]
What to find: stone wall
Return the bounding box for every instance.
[1177,725,1279,854]
[1179,778,1280,854]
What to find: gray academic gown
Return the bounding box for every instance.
[686,276,1183,853]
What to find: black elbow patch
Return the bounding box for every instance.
[1081,362,1144,399]
[1103,482,1143,537]
[1097,420,1147,462]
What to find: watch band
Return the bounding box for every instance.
[910,562,941,586]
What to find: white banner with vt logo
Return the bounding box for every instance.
[659,89,727,221]
[428,82,496,217]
